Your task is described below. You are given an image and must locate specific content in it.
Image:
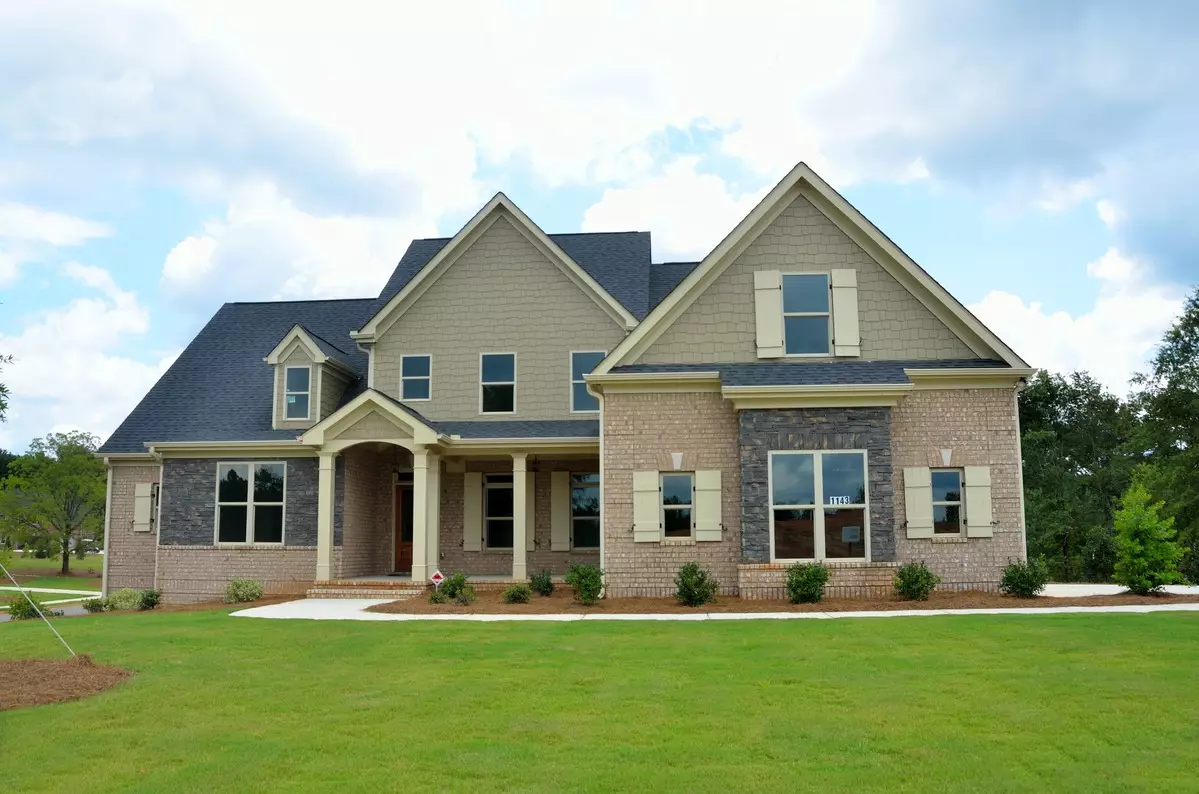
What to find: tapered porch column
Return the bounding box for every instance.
[411,445,429,583]
[316,452,336,581]
[425,452,441,576]
[511,452,528,580]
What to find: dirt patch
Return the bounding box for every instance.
[0,654,131,711]
[367,588,1199,615]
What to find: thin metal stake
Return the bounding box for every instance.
[0,559,77,658]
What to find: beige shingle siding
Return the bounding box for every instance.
[319,367,352,421]
[373,217,627,421]
[336,412,412,441]
[637,195,978,364]
[274,347,316,431]
[106,464,159,591]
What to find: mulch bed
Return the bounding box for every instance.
[368,588,1199,615]
[0,655,131,711]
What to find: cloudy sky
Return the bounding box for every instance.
[1,0,1195,450]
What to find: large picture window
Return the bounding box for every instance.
[570,351,605,412]
[484,473,514,549]
[480,353,516,414]
[216,462,286,544]
[284,366,311,420]
[571,473,600,549]
[769,450,867,561]
[781,273,831,356]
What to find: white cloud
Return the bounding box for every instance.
[1096,199,1123,229]
[0,201,111,285]
[969,248,1185,395]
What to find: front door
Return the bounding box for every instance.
[394,485,414,573]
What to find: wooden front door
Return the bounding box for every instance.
[394,486,414,573]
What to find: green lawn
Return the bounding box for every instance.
[4,611,1199,793]
[4,552,104,576]
[6,576,102,592]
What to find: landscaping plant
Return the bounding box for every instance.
[1000,558,1050,598]
[530,569,554,597]
[5,591,62,620]
[1113,482,1184,595]
[564,562,603,605]
[139,589,161,610]
[107,587,146,611]
[501,584,532,604]
[674,562,719,607]
[82,597,107,613]
[224,579,265,604]
[894,561,941,601]
[431,572,475,605]
[786,562,829,604]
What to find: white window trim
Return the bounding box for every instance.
[400,354,432,402]
[931,468,965,536]
[780,272,832,358]
[571,472,601,550]
[767,449,870,562]
[283,365,312,421]
[660,472,695,540]
[214,461,287,546]
[483,473,515,550]
[479,352,517,415]
[569,350,606,414]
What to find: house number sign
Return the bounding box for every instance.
[828,496,853,505]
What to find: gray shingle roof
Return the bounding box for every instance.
[433,419,599,439]
[300,326,358,370]
[611,359,1010,387]
[649,262,699,310]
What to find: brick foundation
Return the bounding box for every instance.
[155,545,328,604]
[738,562,900,599]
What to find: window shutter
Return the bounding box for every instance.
[133,483,153,533]
[550,471,571,551]
[526,472,536,552]
[753,270,784,359]
[903,467,934,538]
[964,466,994,537]
[831,269,861,357]
[694,470,723,541]
[463,472,483,551]
[632,471,660,542]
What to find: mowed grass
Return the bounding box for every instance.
[7,576,102,592]
[4,552,104,576]
[4,611,1199,793]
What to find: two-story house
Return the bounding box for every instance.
[98,162,1033,603]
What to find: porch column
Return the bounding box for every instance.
[511,452,528,580]
[426,452,441,576]
[316,452,336,581]
[410,445,429,583]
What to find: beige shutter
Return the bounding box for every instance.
[694,470,723,541]
[550,471,571,551]
[526,472,536,551]
[632,471,660,542]
[463,472,483,551]
[964,466,994,537]
[903,467,934,538]
[133,483,153,533]
[831,269,861,357]
[753,270,784,359]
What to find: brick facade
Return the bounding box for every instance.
[338,445,393,578]
[104,463,160,592]
[738,562,900,599]
[156,546,324,604]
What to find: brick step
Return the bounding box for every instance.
[306,587,425,599]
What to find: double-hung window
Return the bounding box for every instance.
[932,469,964,534]
[484,474,514,549]
[284,366,311,420]
[781,273,831,355]
[769,450,867,560]
[571,473,600,549]
[400,355,431,401]
[661,473,694,539]
[216,462,286,544]
[570,351,605,412]
[480,353,516,414]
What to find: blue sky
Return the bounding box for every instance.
[0,0,1195,450]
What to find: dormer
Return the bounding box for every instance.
[265,325,359,431]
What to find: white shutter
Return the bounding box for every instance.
[632,471,660,543]
[133,483,153,533]
[964,466,994,537]
[753,270,784,359]
[694,470,723,541]
[526,472,536,551]
[463,472,483,551]
[550,471,571,551]
[831,269,861,357]
[903,467,934,539]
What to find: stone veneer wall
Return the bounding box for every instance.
[105,463,160,592]
[602,391,742,597]
[738,407,895,563]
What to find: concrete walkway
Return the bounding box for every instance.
[1043,583,1199,597]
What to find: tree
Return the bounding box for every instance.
[0,431,106,575]
[0,352,11,422]
[1112,481,1183,595]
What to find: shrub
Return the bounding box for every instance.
[430,573,475,605]
[139,589,161,611]
[6,592,63,620]
[564,562,604,605]
[894,562,941,601]
[428,589,450,605]
[223,579,265,604]
[106,588,145,611]
[1000,558,1050,598]
[82,597,108,613]
[786,562,829,604]
[501,584,532,604]
[1114,483,1184,595]
[674,562,719,607]
[530,569,554,597]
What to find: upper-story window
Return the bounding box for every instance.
[570,351,605,413]
[400,355,431,401]
[782,273,831,356]
[284,366,311,420]
[480,353,516,414]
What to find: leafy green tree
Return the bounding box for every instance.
[0,431,107,575]
[0,352,10,422]
[1113,481,1184,594]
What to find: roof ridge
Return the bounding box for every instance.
[298,325,357,359]
[226,297,374,306]
[549,230,648,237]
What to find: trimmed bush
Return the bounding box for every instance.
[430,573,475,605]
[894,562,941,601]
[530,569,554,597]
[786,562,830,604]
[1114,483,1184,595]
[223,579,265,604]
[674,562,719,607]
[1000,558,1050,598]
[5,592,63,620]
[106,588,145,611]
[82,597,108,613]
[139,589,161,611]
[501,584,532,604]
[428,589,450,605]
[564,562,604,605]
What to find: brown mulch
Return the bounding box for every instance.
[0,654,131,711]
[368,588,1199,615]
